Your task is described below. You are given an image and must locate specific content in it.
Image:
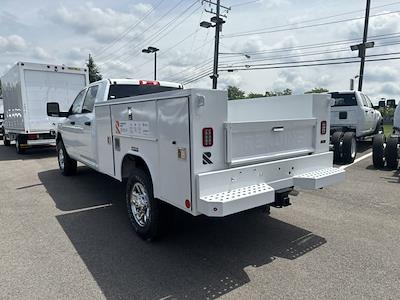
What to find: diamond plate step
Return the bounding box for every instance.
[199,183,274,217]
[293,167,345,189]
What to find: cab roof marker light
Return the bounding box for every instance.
[139,80,160,86]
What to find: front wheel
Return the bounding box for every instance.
[56,141,77,176]
[126,169,162,241]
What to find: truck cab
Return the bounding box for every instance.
[330,91,382,138]
[55,79,183,168]
[329,91,383,164]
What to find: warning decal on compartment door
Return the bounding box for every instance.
[114,120,150,137]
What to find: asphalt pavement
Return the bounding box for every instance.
[0,141,399,299]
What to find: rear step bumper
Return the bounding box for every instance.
[197,152,344,217]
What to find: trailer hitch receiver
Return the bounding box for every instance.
[271,191,291,208]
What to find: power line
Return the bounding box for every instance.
[223,10,400,38]
[94,0,165,58]
[220,54,400,72]
[229,0,261,8]
[98,0,191,63]
[218,36,400,67]
[222,2,400,37]
[182,51,400,85]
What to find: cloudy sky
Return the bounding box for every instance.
[1,0,400,102]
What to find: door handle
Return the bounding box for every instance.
[70,121,75,125]
[84,121,91,126]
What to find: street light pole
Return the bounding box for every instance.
[141,46,159,80]
[154,51,157,80]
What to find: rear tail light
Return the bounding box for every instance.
[320,121,327,135]
[139,80,160,86]
[202,128,213,147]
[28,134,39,140]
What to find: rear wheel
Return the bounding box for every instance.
[3,134,10,146]
[385,136,399,170]
[56,140,77,176]
[331,131,343,163]
[342,132,357,164]
[372,134,385,169]
[126,169,162,241]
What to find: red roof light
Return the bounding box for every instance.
[139,80,160,86]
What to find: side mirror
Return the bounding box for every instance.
[47,102,60,117]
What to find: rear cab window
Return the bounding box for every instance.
[108,84,180,100]
[330,93,358,107]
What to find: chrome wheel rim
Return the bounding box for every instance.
[58,148,65,170]
[130,182,150,227]
[351,138,356,158]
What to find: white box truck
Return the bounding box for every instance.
[1,62,89,153]
[47,79,345,240]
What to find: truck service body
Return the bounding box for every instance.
[1,62,88,152]
[49,80,345,239]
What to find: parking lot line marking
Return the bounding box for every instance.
[59,203,113,215]
[339,152,372,170]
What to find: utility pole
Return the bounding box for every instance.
[200,0,230,89]
[212,0,221,90]
[351,0,373,92]
[359,0,371,92]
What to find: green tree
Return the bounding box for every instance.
[247,92,264,98]
[305,87,329,94]
[87,54,103,83]
[265,88,292,97]
[227,85,246,100]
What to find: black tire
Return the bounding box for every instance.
[331,131,343,163]
[3,134,11,146]
[385,136,399,170]
[372,134,385,169]
[126,169,162,241]
[15,135,26,154]
[342,132,357,164]
[56,140,77,176]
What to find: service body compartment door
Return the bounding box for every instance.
[158,97,192,211]
[95,105,114,176]
[226,118,316,166]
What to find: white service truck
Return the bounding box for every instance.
[329,91,383,164]
[1,62,89,153]
[48,80,345,240]
[372,105,400,170]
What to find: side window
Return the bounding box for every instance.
[360,94,368,107]
[70,89,86,115]
[366,96,373,108]
[82,85,99,113]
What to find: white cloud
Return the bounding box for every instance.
[131,3,153,14]
[49,3,144,43]
[31,47,51,60]
[0,35,27,52]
